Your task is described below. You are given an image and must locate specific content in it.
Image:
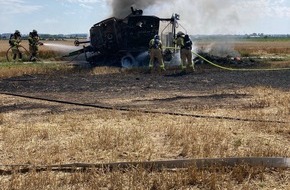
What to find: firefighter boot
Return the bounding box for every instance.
[149,61,154,69]
[180,62,186,71]
[18,53,23,62]
[160,65,166,71]
[189,63,195,72]
[13,54,17,62]
[179,62,186,74]
[160,63,166,72]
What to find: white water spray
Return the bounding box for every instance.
[43,43,81,53]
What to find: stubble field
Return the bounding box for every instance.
[0,39,290,189]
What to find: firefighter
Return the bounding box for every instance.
[175,31,194,71]
[28,29,42,61]
[149,35,165,71]
[9,30,22,62]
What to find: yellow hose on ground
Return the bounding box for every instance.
[164,46,290,71]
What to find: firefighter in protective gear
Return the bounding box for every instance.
[175,32,194,71]
[28,30,42,61]
[9,30,23,61]
[149,35,165,71]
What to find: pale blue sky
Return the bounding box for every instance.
[0,0,289,35]
[0,0,109,34]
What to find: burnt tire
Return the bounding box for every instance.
[121,54,138,68]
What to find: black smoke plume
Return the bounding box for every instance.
[107,0,242,34]
[108,0,166,18]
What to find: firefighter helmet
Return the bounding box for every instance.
[184,34,190,40]
[177,31,184,37]
[154,35,160,40]
[14,30,20,35]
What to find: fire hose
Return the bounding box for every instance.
[0,92,289,124]
[0,157,289,175]
[192,51,290,71]
[1,72,289,175]
[6,45,30,62]
[0,92,289,175]
[164,46,290,71]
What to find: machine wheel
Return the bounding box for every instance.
[121,53,138,68]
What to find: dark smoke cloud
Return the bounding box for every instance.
[108,0,281,35]
[107,0,241,34]
[108,0,167,18]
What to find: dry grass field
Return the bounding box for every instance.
[0,39,79,62]
[0,39,290,189]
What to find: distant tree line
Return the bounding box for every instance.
[1,33,289,41]
[0,33,88,40]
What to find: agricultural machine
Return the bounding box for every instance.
[65,7,182,68]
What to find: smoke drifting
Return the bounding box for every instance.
[107,0,243,35]
[148,0,241,35]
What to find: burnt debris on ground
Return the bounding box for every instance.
[194,52,257,67]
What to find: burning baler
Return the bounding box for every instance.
[66,7,181,68]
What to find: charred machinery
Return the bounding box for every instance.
[67,7,180,67]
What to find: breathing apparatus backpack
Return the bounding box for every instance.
[183,35,192,50]
[153,39,160,49]
[8,34,14,46]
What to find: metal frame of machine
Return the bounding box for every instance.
[68,7,181,67]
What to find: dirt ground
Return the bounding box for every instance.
[1,64,290,189]
[1,66,290,123]
[1,36,290,189]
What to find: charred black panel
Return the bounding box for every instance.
[90,18,121,53]
[90,25,103,50]
[89,15,160,54]
[126,16,160,51]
